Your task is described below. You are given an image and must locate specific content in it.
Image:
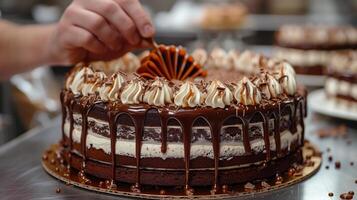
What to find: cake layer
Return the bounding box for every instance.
[62,146,303,186]
[63,117,302,160]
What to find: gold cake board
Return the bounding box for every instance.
[42,141,321,199]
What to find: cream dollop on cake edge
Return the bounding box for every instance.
[65,50,298,108]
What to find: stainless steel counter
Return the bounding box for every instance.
[0,113,356,200]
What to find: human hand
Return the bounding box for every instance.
[48,0,155,64]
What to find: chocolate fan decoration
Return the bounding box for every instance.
[137,44,207,81]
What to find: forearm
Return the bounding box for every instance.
[0,21,56,80]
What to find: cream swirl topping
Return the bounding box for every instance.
[174,81,203,108]
[68,67,94,95]
[234,51,261,75]
[254,74,282,99]
[205,80,233,108]
[191,48,208,66]
[226,49,239,70]
[234,77,262,105]
[98,73,126,101]
[120,78,146,104]
[98,82,112,102]
[207,47,227,69]
[143,78,173,106]
[276,63,297,95]
[81,71,107,96]
[109,73,126,101]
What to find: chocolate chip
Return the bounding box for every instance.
[328,156,333,162]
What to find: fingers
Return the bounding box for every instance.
[116,0,155,38]
[77,0,141,45]
[65,6,122,51]
[55,0,155,64]
[62,25,108,55]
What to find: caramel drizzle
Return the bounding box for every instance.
[61,91,305,193]
[137,45,207,81]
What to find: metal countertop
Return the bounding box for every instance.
[0,113,356,200]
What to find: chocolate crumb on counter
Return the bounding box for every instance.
[339,191,354,199]
[328,156,333,162]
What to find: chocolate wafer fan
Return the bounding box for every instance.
[137,38,207,81]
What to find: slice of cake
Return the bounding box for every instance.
[325,50,357,109]
[60,46,307,194]
[274,25,357,75]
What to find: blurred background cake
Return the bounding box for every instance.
[274,25,357,75]
[325,51,357,109]
[199,2,248,30]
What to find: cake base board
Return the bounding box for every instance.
[42,141,321,199]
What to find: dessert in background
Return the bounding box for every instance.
[60,46,306,194]
[274,25,357,75]
[325,51,357,109]
[267,0,308,15]
[200,2,247,30]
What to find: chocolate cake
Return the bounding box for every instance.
[274,25,357,75]
[59,46,307,194]
[325,50,357,109]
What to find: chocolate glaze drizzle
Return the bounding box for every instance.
[60,89,306,193]
[107,109,117,186]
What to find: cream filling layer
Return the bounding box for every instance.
[63,118,302,160]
